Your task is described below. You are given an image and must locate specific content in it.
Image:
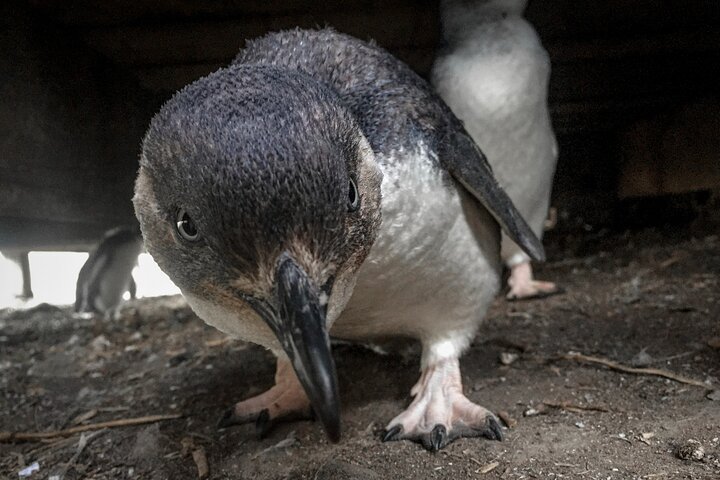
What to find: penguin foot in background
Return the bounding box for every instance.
[382,358,503,451]
[506,261,562,301]
[218,359,313,437]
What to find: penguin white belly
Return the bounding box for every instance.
[90,241,141,312]
[432,18,557,241]
[94,273,131,312]
[333,146,501,354]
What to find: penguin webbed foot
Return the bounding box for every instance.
[382,358,504,451]
[506,261,563,301]
[217,358,312,438]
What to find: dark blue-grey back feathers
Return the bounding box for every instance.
[234,28,544,261]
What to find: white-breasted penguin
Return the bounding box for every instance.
[133,28,544,451]
[432,0,561,299]
[75,226,143,317]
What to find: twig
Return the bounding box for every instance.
[478,461,499,474]
[612,434,632,445]
[649,350,697,364]
[562,352,709,388]
[0,414,182,443]
[58,429,106,477]
[658,252,686,269]
[542,400,610,413]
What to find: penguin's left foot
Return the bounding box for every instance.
[506,261,562,300]
[217,358,312,437]
[382,358,503,451]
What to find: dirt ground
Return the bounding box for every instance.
[1,226,719,480]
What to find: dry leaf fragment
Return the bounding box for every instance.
[497,411,517,428]
[192,446,209,479]
[479,461,499,474]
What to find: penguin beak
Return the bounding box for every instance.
[252,252,340,442]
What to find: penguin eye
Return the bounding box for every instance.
[348,178,360,212]
[175,209,200,241]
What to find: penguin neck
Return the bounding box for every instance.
[440,0,529,45]
[444,0,528,15]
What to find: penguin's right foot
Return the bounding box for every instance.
[382,357,503,451]
[217,358,312,437]
[506,260,562,300]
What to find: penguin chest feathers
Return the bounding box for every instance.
[332,144,502,342]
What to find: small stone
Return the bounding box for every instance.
[706,390,720,401]
[91,334,112,351]
[675,439,704,461]
[574,422,584,429]
[18,462,40,477]
[630,350,653,367]
[499,352,519,365]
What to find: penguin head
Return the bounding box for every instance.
[133,64,382,441]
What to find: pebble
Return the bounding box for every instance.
[675,439,704,461]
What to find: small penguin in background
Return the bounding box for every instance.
[75,225,143,317]
[1,251,34,299]
[432,0,561,300]
[134,28,544,450]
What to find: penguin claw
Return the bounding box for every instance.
[428,424,447,451]
[217,407,262,429]
[217,408,237,429]
[400,417,503,452]
[255,409,272,439]
[484,416,504,441]
[217,359,313,437]
[383,358,506,451]
[382,425,403,442]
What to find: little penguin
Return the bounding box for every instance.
[75,225,142,318]
[133,28,544,451]
[432,0,560,300]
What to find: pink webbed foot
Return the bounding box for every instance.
[218,358,312,437]
[506,261,562,300]
[382,358,503,451]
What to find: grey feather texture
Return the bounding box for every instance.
[235,28,543,260]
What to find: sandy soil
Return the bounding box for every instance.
[1,228,719,479]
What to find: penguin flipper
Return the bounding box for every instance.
[440,129,546,262]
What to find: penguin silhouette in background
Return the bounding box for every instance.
[433,0,561,299]
[75,226,143,318]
